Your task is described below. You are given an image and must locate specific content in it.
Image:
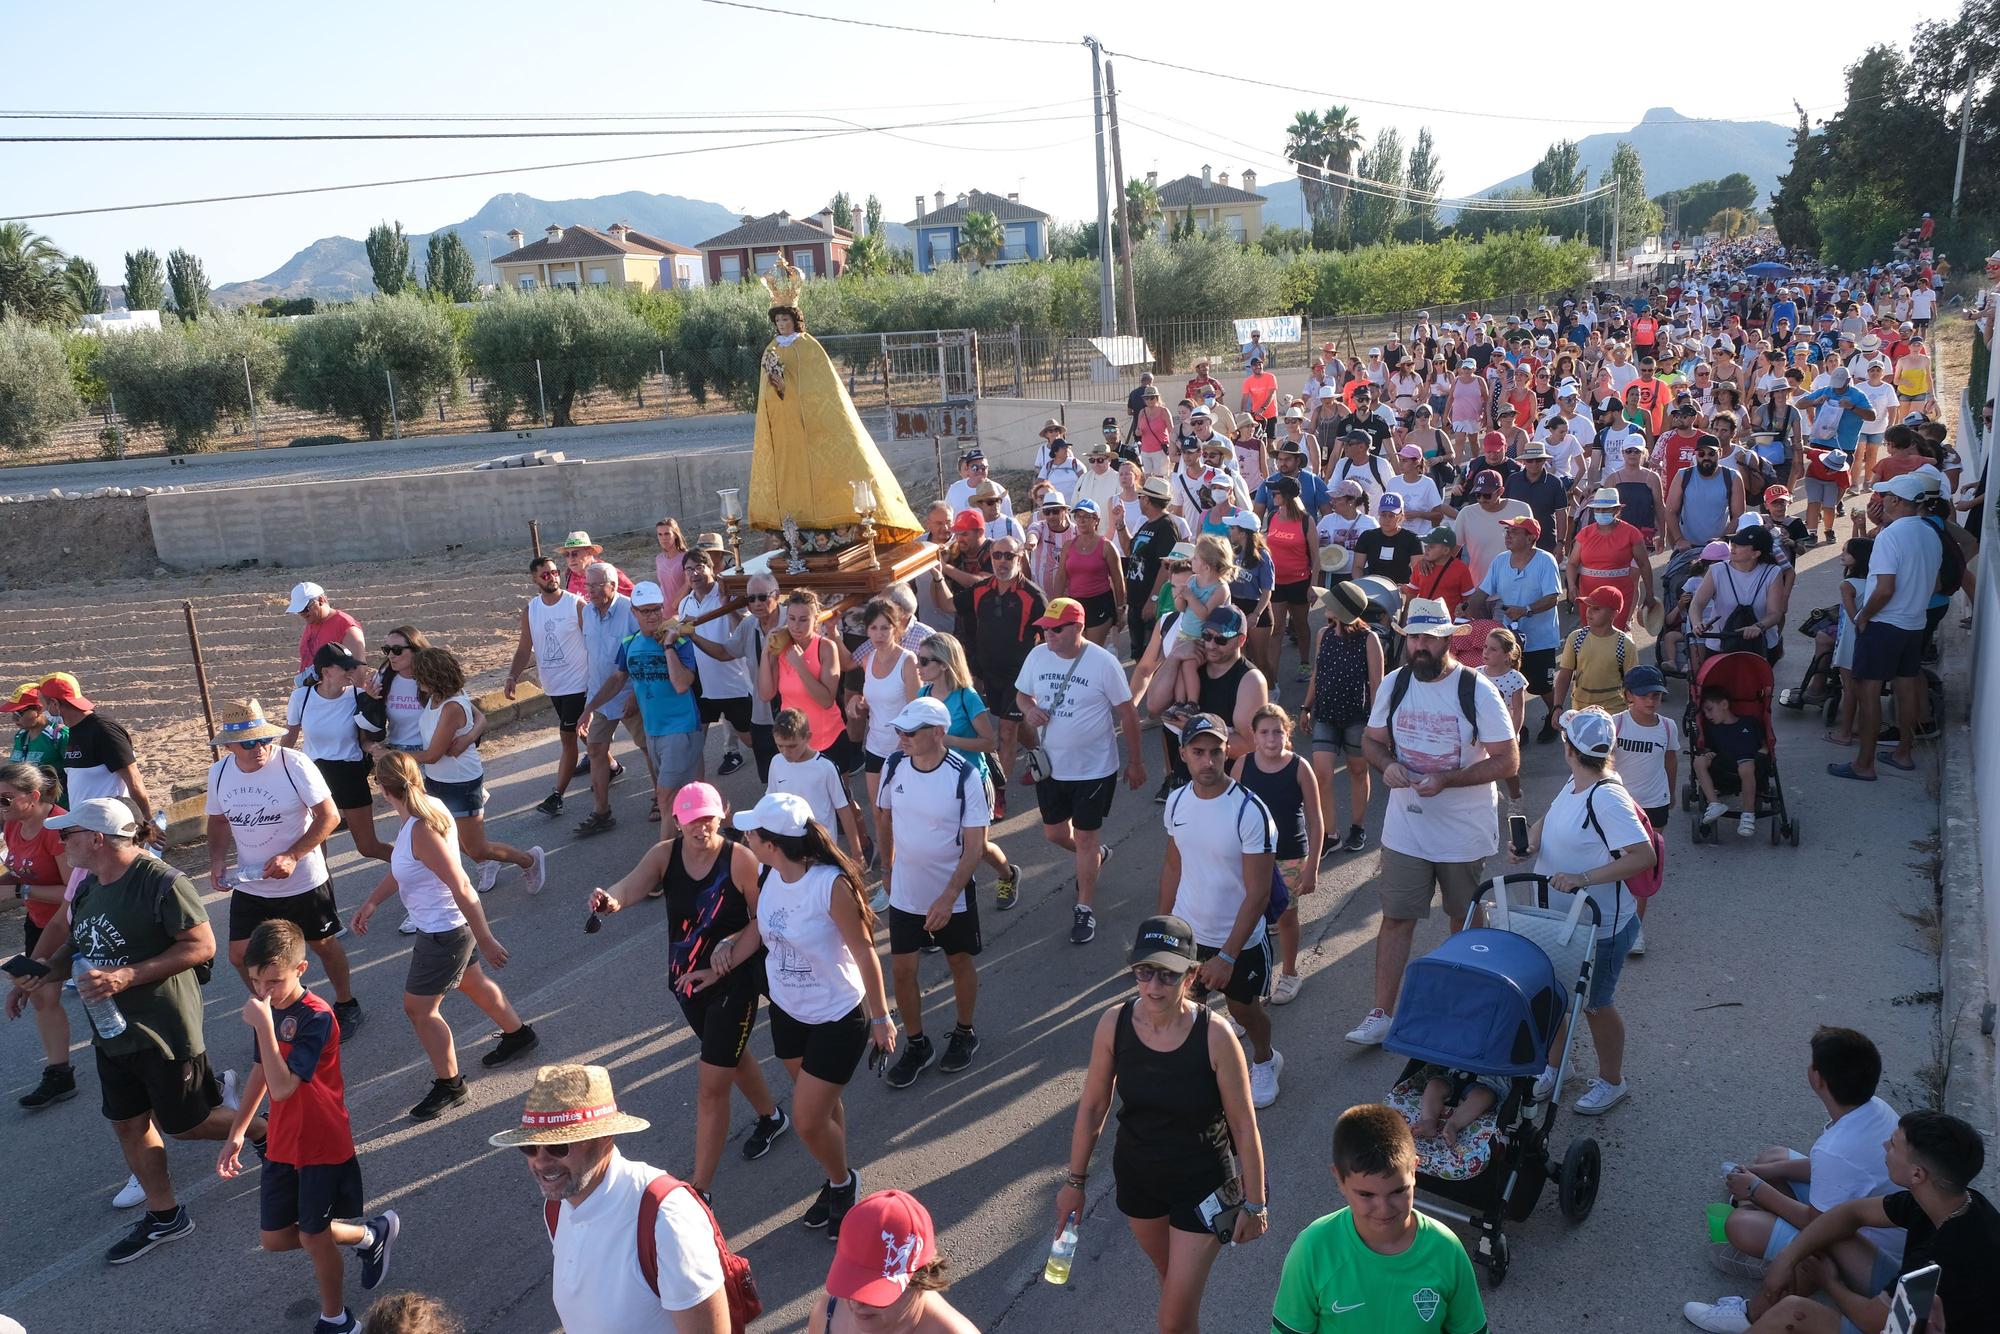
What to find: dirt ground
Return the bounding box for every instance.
[0,530,661,802]
[0,496,162,584]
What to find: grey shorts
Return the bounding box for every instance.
[1801,478,1841,508]
[646,730,702,792]
[1377,847,1486,923]
[1311,718,1367,754]
[588,693,638,741]
[406,924,476,996]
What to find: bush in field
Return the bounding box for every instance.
[0,319,83,450]
[463,288,655,429]
[274,295,460,440]
[95,314,280,453]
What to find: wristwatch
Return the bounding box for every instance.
[1243,1202,1268,1217]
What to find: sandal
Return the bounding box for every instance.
[1822,731,1853,745]
[1825,762,1876,783]
[648,796,661,822]
[574,810,617,837]
[1879,754,1917,772]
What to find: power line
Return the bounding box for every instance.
[0,112,1085,144]
[696,0,1075,47]
[0,98,1057,124]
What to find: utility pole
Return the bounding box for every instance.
[1610,179,1622,280]
[1085,35,1115,339]
[1952,72,1974,222]
[1105,61,1139,338]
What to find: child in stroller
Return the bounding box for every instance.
[1411,1065,1509,1153]
[1694,683,1768,839]
[1655,541,1730,678]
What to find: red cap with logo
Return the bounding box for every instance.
[0,683,40,714]
[825,1190,937,1306]
[36,672,93,712]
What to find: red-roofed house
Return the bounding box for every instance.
[694,209,852,285]
[491,222,704,292]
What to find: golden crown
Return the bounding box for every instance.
[761,256,805,309]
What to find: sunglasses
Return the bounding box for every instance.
[0,793,22,808]
[384,645,412,655]
[1199,632,1239,645]
[916,655,942,667]
[1131,964,1186,984]
[990,552,1019,561]
[517,1143,572,1159]
[232,738,276,750]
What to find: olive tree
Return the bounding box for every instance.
[274,295,459,439]
[0,319,83,450]
[463,288,656,429]
[96,314,280,453]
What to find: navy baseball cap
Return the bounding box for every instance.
[1623,665,1667,695]
[1202,605,1246,638]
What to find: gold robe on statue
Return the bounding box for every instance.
[749,332,920,542]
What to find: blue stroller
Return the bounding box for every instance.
[1383,874,1604,1285]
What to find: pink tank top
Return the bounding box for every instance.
[776,633,843,750]
[1065,536,1114,597]
[1139,410,1172,455]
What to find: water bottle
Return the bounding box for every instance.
[75,959,128,1040]
[1043,1213,1078,1286]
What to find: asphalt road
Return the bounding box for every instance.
[0,541,1949,1333]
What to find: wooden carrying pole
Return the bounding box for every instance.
[183,600,220,757]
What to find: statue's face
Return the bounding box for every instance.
[774,312,796,335]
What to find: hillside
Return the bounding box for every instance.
[214,190,919,306]
[1257,109,1792,233]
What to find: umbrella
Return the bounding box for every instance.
[1745,261,1793,278]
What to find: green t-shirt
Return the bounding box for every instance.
[10,722,67,805]
[67,856,209,1061]
[1271,1209,1486,1334]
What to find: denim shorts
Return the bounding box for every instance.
[423,775,486,819]
[1587,915,1642,1010]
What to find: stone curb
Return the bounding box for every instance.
[1936,618,1997,1191]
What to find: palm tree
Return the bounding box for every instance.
[1321,106,1366,234]
[0,222,77,325]
[1123,177,1163,245]
[63,257,106,315]
[957,210,1005,269]
[1284,110,1328,223]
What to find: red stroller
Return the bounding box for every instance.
[1680,651,1801,847]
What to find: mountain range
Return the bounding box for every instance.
[1255,108,1794,234]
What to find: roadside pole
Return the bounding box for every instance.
[182,600,219,759]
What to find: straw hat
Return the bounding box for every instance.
[559,530,603,554]
[212,698,285,747]
[1393,598,1468,637]
[487,1064,653,1147]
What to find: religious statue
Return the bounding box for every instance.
[748,257,920,546]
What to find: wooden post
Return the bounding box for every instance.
[530,520,542,559]
[183,600,219,759]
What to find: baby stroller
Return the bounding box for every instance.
[1680,650,1801,846]
[1777,605,1842,725]
[1383,875,1605,1286]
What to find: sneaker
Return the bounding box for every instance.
[1154,778,1172,805]
[607,760,626,783]
[313,1314,359,1334]
[575,810,617,838]
[1708,1242,1768,1280]
[1574,1078,1629,1115]
[105,1207,194,1264]
[576,752,592,776]
[397,917,420,935]
[221,1067,241,1112]
[868,885,890,916]
[648,796,661,823]
[939,1027,980,1074]
[1069,905,1097,945]
[743,1107,790,1160]
[333,999,363,1042]
[1701,800,1728,825]
[801,1180,835,1229]
[1269,973,1303,1006]
[1344,1009,1393,1046]
[535,792,564,817]
[995,863,1020,911]
[356,1210,399,1290]
[1736,812,1756,838]
[408,1077,468,1121]
[523,846,547,895]
[1295,664,1310,683]
[826,1174,859,1240]
[1629,923,1646,957]
[1681,1296,1751,1333]
[992,789,1008,822]
[884,1035,938,1089]
[1321,833,1340,858]
[1341,824,1368,854]
[1097,844,1114,869]
[1249,1050,1283,1108]
[481,1024,540,1068]
[19,1063,77,1109]
[113,1173,146,1209]
[475,859,500,894]
[1532,1065,1558,1103]
[1536,717,1560,744]
[718,749,746,777]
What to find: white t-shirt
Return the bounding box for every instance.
[1607,362,1640,396]
[1457,499,1534,583]
[1811,1096,1906,1260]
[1014,642,1132,781]
[1329,454,1391,513]
[757,862,866,1024]
[1611,711,1680,810]
[550,1150,725,1332]
[878,751,990,916]
[526,591,589,697]
[1367,666,1514,864]
[381,673,424,748]
[765,752,850,830]
[285,685,365,764]
[1163,781,1275,949]
[1317,509,1378,553]
[1534,777,1648,940]
[677,586,753,699]
[205,748,333,899]
[1383,475,1444,536]
[1866,516,1942,631]
[945,477,1012,518]
[1857,380,1897,435]
[1909,287,1936,319]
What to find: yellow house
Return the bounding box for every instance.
[1154,167,1267,245]
[491,222,704,292]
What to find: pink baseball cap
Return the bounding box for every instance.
[672,782,725,825]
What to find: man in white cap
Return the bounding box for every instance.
[574,563,645,838]
[495,1063,732,1333]
[677,548,755,780]
[876,697,991,1088]
[1832,473,1941,784]
[587,582,701,840]
[945,448,1011,519]
[288,583,365,677]
[8,797,267,1264]
[1345,599,1517,1046]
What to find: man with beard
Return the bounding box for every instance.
[1343,599,1517,1047]
[1663,438,1745,554]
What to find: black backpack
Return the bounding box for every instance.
[1383,665,1481,739]
[1923,515,1964,598]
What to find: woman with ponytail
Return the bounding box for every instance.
[2,761,74,1108]
[718,792,895,1242]
[351,751,538,1122]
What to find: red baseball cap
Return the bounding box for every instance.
[1500,515,1542,540]
[1,683,41,714]
[1034,597,1086,629]
[825,1190,936,1306]
[1586,585,1626,612]
[36,672,93,711]
[951,510,985,535]
[1481,431,1506,452]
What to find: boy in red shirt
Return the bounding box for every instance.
[220,921,399,1334]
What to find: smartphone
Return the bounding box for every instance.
[2,954,50,981]
[1884,1263,1940,1334]
[1509,815,1531,857]
[1197,1185,1245,1244]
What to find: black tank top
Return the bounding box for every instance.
[1238,753,1308,859]
[1196,657,1254,728]
[1111,1001,1230,1176]
[659,839,750,991]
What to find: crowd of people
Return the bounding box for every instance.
[3,233,1994,1333]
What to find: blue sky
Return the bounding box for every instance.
[1,0,1957,284]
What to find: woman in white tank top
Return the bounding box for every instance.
[713,792,894,1239]
[350,752,539,1120]
[857,599,920,887]
[410,647,544,896]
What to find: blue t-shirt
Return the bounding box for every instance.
[1770,300,1798,330]
[926,684,991,779]
[1802,385,1873,451]
[616,634,700,736]
[1256,470,1330,516]
[1477,548,1563,652]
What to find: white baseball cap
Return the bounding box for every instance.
[732,792,813,838]
[285,581,326,614]
[1558,708,1616,758]
[45,797,143,839]
[890,697,951,732]
[629,581,666,608]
